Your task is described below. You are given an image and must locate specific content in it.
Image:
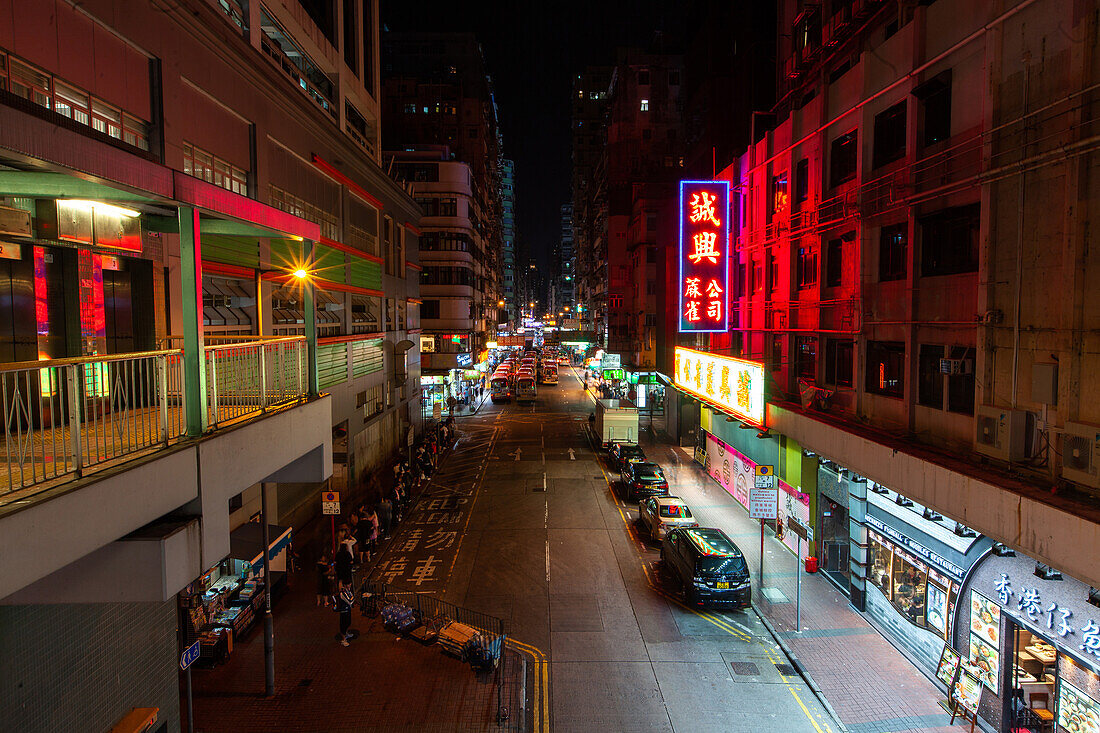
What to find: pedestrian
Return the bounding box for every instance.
[355,506,372,563]
[378,494,393,538]
[364,505,380,555]
[334,530,354,586]
[333,582,355,646]
[316,550,333,607]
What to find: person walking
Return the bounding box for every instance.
[355,506,372,563]
[363,505,380,557]
[334,529,354,586]
[378,495,393,538]
[316,550,333,607]
[333,582,355,646]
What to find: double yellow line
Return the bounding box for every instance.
[507,637,550,733]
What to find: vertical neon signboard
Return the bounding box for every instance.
[679,180,730,333]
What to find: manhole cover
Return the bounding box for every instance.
[761,587,790,604]
[730,661,760,676]
[774,663,797,676]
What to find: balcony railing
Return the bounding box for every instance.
[0,335,307,497]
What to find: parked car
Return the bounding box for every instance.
[609,441,646,470]
[620,461,668,500]
[638,496,698,541]
[661,527,751,609]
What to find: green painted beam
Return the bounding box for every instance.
[178,206,208,436]
[142,214,285,239]
[0,172,156,201]
[303,239,319,398]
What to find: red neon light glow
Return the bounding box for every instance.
[33,247,48,338]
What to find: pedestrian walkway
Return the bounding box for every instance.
[656,442,957,733]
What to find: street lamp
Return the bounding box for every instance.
[293,268,309,280]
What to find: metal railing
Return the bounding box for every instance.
[0,350,183,493]
[0,335,309,496]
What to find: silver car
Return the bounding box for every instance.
[638,496,698,540]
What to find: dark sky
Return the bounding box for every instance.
[382,1,687,271]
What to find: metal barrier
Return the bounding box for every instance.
[0,350,183,493]
[205,337,306,427]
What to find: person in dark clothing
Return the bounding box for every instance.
[378,495,393,538]
[316,551,333,607]
[333,582,354,646]
[334,532,354,586]
[355,509,372,563]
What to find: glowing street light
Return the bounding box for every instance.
[293,268,309,280]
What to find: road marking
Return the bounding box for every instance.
[542,472,547,491]
[510,447,522,461]
[507,638,550,733]
[568,447,575,460]
[545,541,551,583]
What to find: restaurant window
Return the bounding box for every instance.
[796,336,817,381]
[879,223,907,281]
[915,71,952,147]
[872,101,907,169]
[918,344,945,408]
[796,246,818,289]
[866,341,905,398]
[825,339,854,387]
[830,130,858,188]
[795,158,810,204]
[920,203,980,277]
[869,533,894,600]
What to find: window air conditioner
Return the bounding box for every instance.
[974,405,1029,462]
[1062,421,1100,490]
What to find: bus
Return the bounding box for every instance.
[515,372,537,403]
[540,363,558,385]
[490,372,513,402]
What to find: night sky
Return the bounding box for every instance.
[382,1,688,271]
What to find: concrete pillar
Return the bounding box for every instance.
[847,474,868,611]
[178,207,207,436]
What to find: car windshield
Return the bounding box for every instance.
[700,555,749,577]
[659,504,692,519]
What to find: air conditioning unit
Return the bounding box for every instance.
[974,405,1029,462]
[1062,421,1100,490]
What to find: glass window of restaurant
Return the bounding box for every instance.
[869,531,959,638]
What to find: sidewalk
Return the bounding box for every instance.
[661,442,957,733]
[187,436,527,733]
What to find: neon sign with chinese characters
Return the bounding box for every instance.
[674,346,764,426]
[679,180,729,333]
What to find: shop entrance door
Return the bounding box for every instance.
[820,497,850,586]
[1006,621,1059,733]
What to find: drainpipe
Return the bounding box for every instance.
[1011,61,1030,408]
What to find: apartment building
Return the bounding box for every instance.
[0,0,421,728]
[502,158,517,324]
[707,0,1100,648]
[557,203,575,316]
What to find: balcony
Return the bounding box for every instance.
[0,336,308,502]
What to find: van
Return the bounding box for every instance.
[660,527,751,609]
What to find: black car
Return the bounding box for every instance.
[609,441,646,470]
[660,527,751,609]
[620,461,668,500]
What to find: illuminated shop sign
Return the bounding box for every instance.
[865,515,965,580]
[679,180,729,333]
[674,346,764,426]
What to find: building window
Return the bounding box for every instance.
[53,81,90,125]
[771,172,789,217]
[638,69,650,86]
[642,128,652,140]
[825,236,846,288]
[879,223,907,281]
[796,336,817,381]
[830,130,858,187]
[915,71,952,147]
[183,142,248,195]
[796,246,818,289]
[767,251,779,293]
[259,8,337,119]
[345,100,374,153]
[795,158,810,204]
[269,185,338,240]
[919,203,980,277]
[825,339,854,387]
[640,99,649,112]
[668,69,680,86]
[947,346,975,415]
[752,258,763,292]
[918,344,945,408]
[866,341,905,398]
[421,300,440,320]
[872,101,907,168]
[771,334,783,372]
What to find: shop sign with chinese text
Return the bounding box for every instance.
[679,180,729,333]
[674,346,764,426]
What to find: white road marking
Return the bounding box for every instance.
[568,447,576,460]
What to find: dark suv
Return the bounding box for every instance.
[620,461,668,500]
[609,441,646,470]
[661,527,751,609]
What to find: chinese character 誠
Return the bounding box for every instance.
[689,191,722,227]
[687,232,721,265]
[995,573,1013,605]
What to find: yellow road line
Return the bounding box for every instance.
[507,638,550,733]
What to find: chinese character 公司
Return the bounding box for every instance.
[688,190,722,227]
[684,277,702,298]
[684,300,701,322]
[707,299,722,320]
[706,279,723,297]
[1018,588,1042,621]
[688,232,720,264]
[996,573,1013,605]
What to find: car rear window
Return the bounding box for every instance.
[637,468,664,481]
[699,555,749,577]
[659,504,692,519]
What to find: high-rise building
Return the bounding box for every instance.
[694,1,1100,707]
[558,204,575,320]
[501,159,517,324]
[0,1,421,728]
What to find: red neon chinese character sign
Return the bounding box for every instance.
[679,180,729,333]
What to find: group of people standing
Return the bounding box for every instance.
[314,418,458,646]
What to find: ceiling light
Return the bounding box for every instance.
[63,199,140,218]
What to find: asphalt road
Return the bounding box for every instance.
[375,366,839,733]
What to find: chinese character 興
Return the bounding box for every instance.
[688,232,720,265]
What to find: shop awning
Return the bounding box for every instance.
[229,522,293,573]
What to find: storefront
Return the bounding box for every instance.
[949,550,1100,733]
[816,463,849,586]
[864,485,990,673]
[626,371,666,419]
[420,374,446,418]
[178,523,292,667]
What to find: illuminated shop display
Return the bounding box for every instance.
[674,346,764,426]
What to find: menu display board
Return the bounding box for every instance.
[936,644,962,688]
[954,669,983,714]
[970,590,1001,646]
[927,583,949,637]
[1058,679,1100,733]
[968,634,1000,691]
